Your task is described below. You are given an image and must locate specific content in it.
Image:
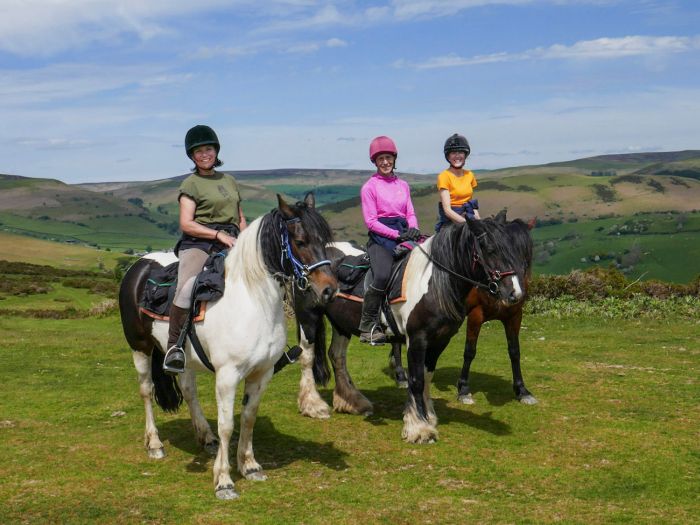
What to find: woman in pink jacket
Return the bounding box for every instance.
[359,136,420,345]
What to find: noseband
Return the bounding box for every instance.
[278,216,331,291]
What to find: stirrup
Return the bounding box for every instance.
[359,325,386,346]
[163,345,186,375]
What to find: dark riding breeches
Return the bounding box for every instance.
[367,242,393,291]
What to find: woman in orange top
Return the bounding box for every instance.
[435,133,480,232]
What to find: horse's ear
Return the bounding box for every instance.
[494,209,507,224]
[527,216,537,230]
[277,194,295,220]
[304,192,316,209]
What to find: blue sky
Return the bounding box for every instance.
[1,0,699,184]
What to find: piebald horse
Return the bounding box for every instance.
[390,212,537,405]
[295,215,531,443]
[119,194,337,499]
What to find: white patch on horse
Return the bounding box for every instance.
[143,251,178,266]
[511,275,523,301]
[328,241,364,256]
[393,236,434,332]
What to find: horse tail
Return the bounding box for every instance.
[311,318,331,386]
[150,348,183,413]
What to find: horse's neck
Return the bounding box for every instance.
[222,218,287,309]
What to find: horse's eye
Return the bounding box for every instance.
[294,239,306,248]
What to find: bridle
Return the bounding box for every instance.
[277,216,331,291]
[416,231,516,296]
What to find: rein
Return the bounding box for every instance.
[416,232,515,296]
[277,216,331,291]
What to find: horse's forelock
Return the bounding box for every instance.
[295,202,333,246]
[478,218,532,276]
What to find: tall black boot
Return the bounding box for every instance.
[359,286,387,345]
[163,305,189,375]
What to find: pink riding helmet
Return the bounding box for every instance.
[369,136,398,163]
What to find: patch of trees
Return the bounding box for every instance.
[530,267,700,300]
[478,180,512,191]
[592,183,618,202]
[611,174,643,184]
[590,170,617,177]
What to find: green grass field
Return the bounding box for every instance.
[0,310,698,524]
[533,212,700,282]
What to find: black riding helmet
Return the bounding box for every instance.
[443,133,470,161]
[185,125,220,158]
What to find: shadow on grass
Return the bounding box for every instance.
[382,361,520,407]
[159,415,349,477]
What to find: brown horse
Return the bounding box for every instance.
[295,213,530,443]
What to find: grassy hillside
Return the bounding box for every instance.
[2,151,699,281]
[0,231,127,271]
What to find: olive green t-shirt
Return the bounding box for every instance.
[179,171,242,227]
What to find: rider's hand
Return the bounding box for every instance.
[405,227,421,241]
[215,230,236,248]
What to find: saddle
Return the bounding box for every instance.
[139,251,226,322]
[334,240,420,304]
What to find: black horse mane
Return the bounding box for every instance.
[428,217,532,320]
[258,200,334,276]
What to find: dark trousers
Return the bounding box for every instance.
[367,242,393,291]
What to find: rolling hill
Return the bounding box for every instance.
[2,149,699,282]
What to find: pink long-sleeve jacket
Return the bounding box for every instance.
[360,172,418,240]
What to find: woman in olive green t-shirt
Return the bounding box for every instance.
[163,124,247,375]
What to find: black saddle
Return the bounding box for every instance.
[334,249,412,302]
[140,251,227,317]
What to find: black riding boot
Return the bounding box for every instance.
[163,305,189,375]
[359,286,387,345]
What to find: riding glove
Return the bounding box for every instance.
[398,227,421,242]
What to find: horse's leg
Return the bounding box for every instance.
[402,340,438,444]
[388,342,408,388]
[178,369,218,455]
[423,369,437,426]
[457,308,484,405]
[330,329,373,416]
[132,350,165,459]
[237,368,273,481]
[503,313,538,405]
[297,324,332,419]
[212,366,241,500]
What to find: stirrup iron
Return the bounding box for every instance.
[163,344,186,375]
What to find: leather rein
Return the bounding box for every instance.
[416,232,516,296]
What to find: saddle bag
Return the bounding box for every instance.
[334,253,370,292]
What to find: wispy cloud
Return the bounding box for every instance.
[0,64,190,106]
[397,35,700,69]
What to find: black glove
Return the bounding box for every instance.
[403,227,421,242]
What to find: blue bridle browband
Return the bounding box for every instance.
[279,217,331,291]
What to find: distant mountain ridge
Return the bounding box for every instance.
[1,149,699,253]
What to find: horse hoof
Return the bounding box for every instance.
[458,393,475,405]
[244,469,267,481]
[148,448,165,459]
[519,395,538,405]
[215,485,239,500]
[204,440,219,456]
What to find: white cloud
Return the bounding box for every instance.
[0,64,190,106]
[326,38,348,48]
[0,0,315,56]
[399,35,700,69]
